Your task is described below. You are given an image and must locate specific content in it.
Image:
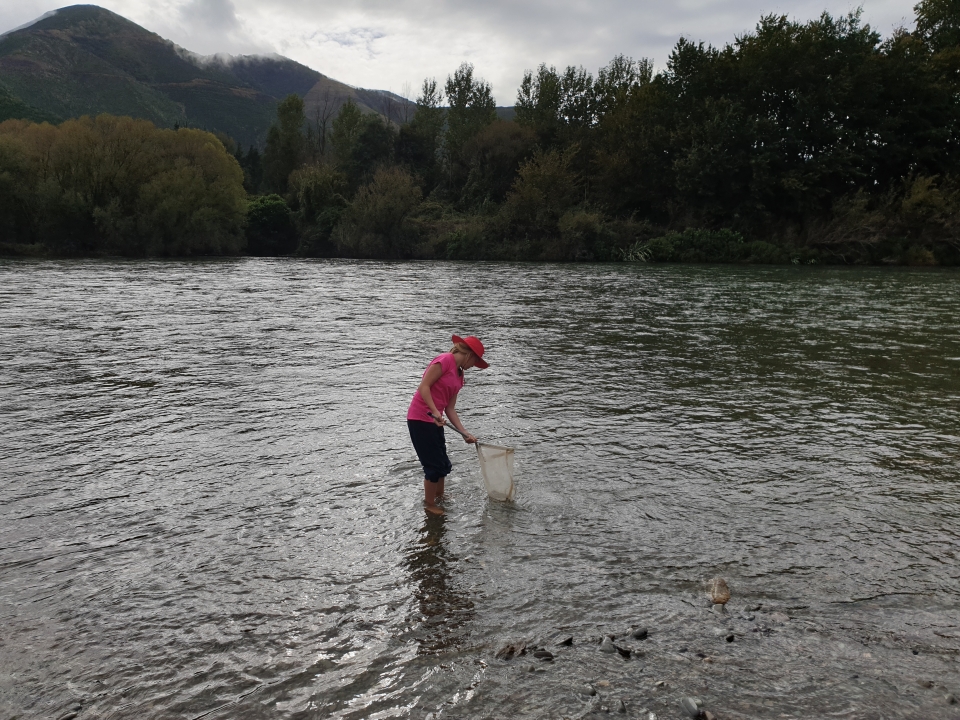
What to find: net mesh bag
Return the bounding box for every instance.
[475,442,515,502]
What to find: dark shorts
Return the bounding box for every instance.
[408,420,452,482]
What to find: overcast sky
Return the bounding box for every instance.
[2,0,918,102]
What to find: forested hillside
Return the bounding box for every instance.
[0,5,400,147]
[2,1,959,264]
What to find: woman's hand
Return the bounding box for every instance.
[463,432,477,444]
[430,413,446,427]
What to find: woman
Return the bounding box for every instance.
[407,335,488,513]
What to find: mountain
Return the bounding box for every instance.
[0,5,408,146]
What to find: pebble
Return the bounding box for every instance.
[596,681,611,688]
[599,637,618,654]
[616,699,627,713]
[632,627,649,640]
[583,685,597,696]
[557,636,574,646]
[739,613,755,621]
[703,712,717,720]
[946,694,957,705]
[680,696,701,718]
[745,603,762,612]
[533,650,554,662]
[725,633,735,642]
[917,680,934,689]
[709,578,731,605]
[712,604,727,615]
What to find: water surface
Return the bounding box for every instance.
[1,259,958,719]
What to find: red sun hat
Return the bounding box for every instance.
[452,334,489,369]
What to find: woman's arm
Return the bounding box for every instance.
[446,393,477,443]
[417,363,445,425]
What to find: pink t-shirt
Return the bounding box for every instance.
[407,353,464,423]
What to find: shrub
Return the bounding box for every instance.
[246,194,296,256]
[289,163,348,256]
[334,166,423,258]
[500,147,580,232]
[618,228,788,263]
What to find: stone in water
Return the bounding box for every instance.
[709,577,731,605]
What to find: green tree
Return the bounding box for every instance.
[334,166,423,257]
[444,63,497,191]
[396,78,445,190]
[459,121,536,208]
[289,163,348,256]
[331,100,396,191]
[0,115,246,255]
[246,194,296,255]
[262,94,307,193]
[915,0,960,50]
[500,147,580,232]
[330,99,364,163]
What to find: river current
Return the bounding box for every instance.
[1,259,958,720]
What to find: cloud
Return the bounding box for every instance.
[179,0,241,32]
[0,0,918,101]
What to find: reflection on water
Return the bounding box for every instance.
[404,514,475,655]
[1,259,958,720]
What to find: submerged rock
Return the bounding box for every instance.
[631,627,649,640]
[616,699,627,713]
[557,635,574,646]
[495,642,526,660]
[709,578,731,605]
[533,650,554,662]
[599,636,618,653]
[712,603,727,615]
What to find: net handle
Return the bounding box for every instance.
[429,414,474,441]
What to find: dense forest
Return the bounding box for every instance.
[3,0,960,264]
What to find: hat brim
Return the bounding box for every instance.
[452,334,489,369]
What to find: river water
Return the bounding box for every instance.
[1,259,958,720]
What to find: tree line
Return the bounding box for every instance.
[0,115,246,255]
[2,0,959,264]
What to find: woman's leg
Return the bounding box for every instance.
[424,478,443,514]
[437,477,445,497]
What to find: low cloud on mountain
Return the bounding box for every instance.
[2,0,916,102]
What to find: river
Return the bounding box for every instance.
[1,259,958,719]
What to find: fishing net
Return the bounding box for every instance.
[475,442,515,502]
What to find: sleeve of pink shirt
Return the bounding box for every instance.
[435,352,455,375]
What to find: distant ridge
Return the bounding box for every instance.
[0,5,411,146]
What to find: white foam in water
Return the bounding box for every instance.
[475,442,515,501]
